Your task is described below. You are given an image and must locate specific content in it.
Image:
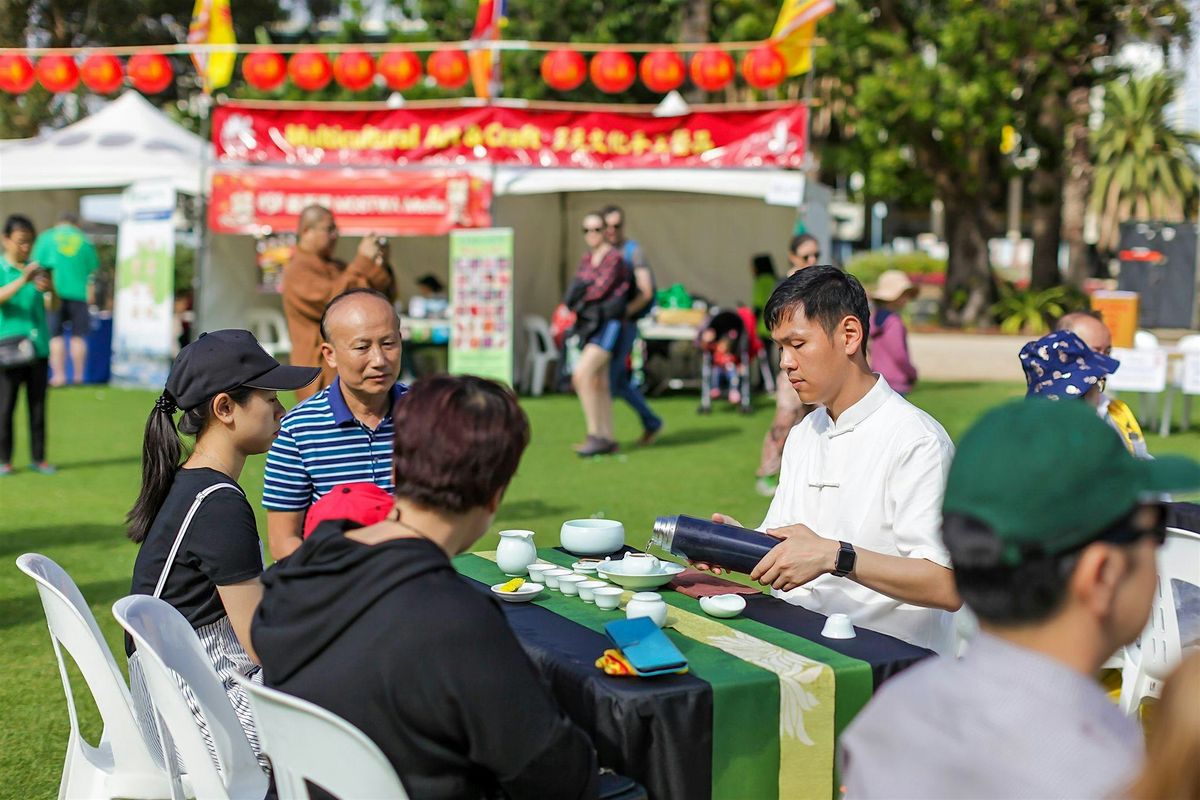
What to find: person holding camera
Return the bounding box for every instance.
[283,205,395,402]
[0,214,56,476]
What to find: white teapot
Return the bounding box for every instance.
[620,552,661,575]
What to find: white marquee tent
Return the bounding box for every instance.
[0,91,210,217]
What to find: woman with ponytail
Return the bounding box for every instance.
[125,329,319,760]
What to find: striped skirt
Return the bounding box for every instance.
[128,614,268,773]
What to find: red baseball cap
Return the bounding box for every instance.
[303,483,394,538]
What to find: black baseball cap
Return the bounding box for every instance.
[165,329,321,412]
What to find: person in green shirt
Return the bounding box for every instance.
[0,214,56,475]
[32,212,99,386]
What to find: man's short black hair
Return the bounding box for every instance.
[942,512,1080,625]
[763,264,870,340]
[600,204,624,219]
[319,287,397,342]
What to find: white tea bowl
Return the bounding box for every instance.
[560,519,625,556]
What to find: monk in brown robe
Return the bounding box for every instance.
[284,205,396,401]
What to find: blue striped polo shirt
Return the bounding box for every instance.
[262,378,408,512]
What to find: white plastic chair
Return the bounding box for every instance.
[231,675,410,799]
[521,315,559,397]
[1108,345,1169,433]
[1133,329,1160,350]
[1174,334,1200,431]
[15,554,180,800]
[112,596,267,800]
[1119,527,1200,715]
[245,308,292,360]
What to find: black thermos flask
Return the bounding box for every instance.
[649,514,780,575]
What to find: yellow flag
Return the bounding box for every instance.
[770,0,834,76]
[188,0,236,92]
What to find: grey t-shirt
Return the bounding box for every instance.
[840,632,1143,799]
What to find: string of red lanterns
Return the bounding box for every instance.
[0,43,790,96]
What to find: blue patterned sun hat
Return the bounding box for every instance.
[1019,330,1121,400]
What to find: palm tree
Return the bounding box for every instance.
[1090,73,1200,253]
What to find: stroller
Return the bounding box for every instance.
[696,305,763,415]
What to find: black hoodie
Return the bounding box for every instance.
[253,520,598,800]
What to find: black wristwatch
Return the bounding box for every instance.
[832,541,857,577]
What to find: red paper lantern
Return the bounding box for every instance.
[377,50,421,91]
[80,54,124,94]
[427,49,469,89]
[128,53,174,94]
[334,49,375,91]
[589,50,636,94]
[540,49,586,92]
[0,54,36,94]
[689,46,734,93]
[740,44,786,90]
[36,55,79,93]
[242,51,286,91]
[288,50,333,91]
[639,49,684,94]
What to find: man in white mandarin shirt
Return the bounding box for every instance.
[707,265,961,652]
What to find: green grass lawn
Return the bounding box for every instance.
[1,380,1197,797]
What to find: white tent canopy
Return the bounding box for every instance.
[0,91,210,195]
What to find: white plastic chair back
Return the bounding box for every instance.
[1134,329,1160,350]
[244,308,291,359]
[1119,527,1200,714]
[1107,347,1168,393]
[1179,335,1200,397]
[112,596,267,800]
[231,675,410,799]
[15,554,175,800]
[521,315,559,396]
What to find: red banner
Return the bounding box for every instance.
[212,103,807,169]
[208,170,492,236]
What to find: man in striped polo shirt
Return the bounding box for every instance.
[264,289,406,559]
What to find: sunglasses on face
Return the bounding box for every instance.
[583,226,604,233]
[606,222,623,230]
[1095,504,1168,548]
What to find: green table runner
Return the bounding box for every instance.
[455,549,874,799]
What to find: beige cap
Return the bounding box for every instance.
[871,270,916,302]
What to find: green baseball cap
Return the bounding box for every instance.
[943,399,1200,565]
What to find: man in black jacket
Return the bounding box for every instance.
[253,375,599,799]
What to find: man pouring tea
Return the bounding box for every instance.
[702,266,961,653]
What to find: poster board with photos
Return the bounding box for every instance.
[448,228,514,384]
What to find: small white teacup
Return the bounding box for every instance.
[820,612,856,639]
[543,568,572,589]
[577,580,607,603]
[558,574,587,596]
[526,564,555,585]
[621,552,661,575]
[592,586,623,610]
